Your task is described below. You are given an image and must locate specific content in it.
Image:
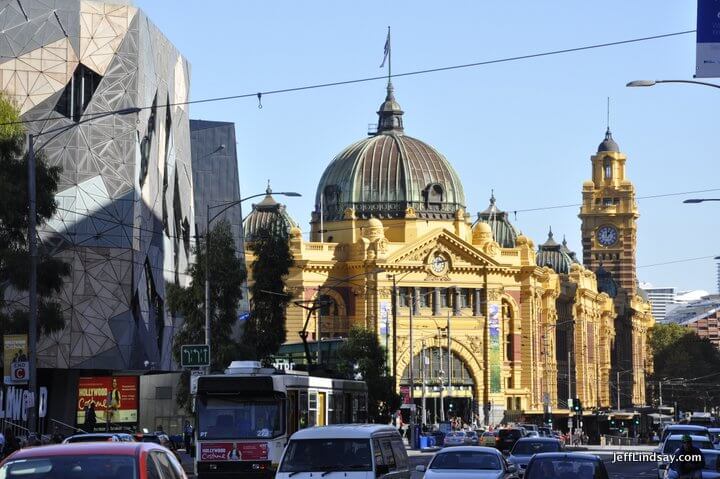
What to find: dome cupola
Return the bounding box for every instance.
[315,84,466,221]
[535,227,577,274]
[597,127,619,153]
[243,183,298,242]
[475,192,519,248]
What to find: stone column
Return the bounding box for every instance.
[433,288,441,316]
[453,288,461,316]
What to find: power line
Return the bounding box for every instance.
[0,29,695,128]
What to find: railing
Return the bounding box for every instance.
[602,434,639,446]
[49,418,86,434]
[0,419,52,442]
[500,250,519,257]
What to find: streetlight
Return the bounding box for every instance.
[26,106,141,433]
[204,189,300,371]
[683,199,720,203]
[626,79,720,90]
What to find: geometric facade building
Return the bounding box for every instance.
[245,82,621,425]
[0,0,193,425]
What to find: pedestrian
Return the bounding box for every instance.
[85,402,97,432]
[0,428,5,458]
[3,429,20,459]
[183,420,194,456]
[671,435,705,479]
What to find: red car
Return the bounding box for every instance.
[0,441,186,478]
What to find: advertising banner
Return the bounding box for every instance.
[488,304,502,393]
[696,0,720,77]
[3,335,28,385]
[379,301,390,336]
[200,442,268,461]
[76,376,138,426]
[400,385,411,404]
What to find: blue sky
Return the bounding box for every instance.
[137,0,719,293]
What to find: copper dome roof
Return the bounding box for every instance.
[315,83,466,221]
[243,186,298,242]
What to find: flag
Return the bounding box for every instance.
[379,27,390,68]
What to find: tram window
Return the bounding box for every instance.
[299,391,309,429]
[309,391,318,427]
[197,397,284,440]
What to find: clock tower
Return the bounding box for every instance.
[579,128,653,407]
[579,128,638,297]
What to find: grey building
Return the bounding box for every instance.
[0,0,193,428]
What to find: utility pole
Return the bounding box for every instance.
[421,340,426,426]
[567,350,572,405]
[447,310,452,416]
[439,327,445,422]
[408,288,415,447]
[659,381,663,408]
[205,204,211,374]
[27,134,38,433]
[391,276,398,380]
[616,371,621,411]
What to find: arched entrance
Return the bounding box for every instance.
[400,347,477,425]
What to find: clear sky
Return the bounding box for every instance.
[136,0,719,294]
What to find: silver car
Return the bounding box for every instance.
[507,438,564,477]
[657,434,714,479]
[664,449,720,479]
[443,431,467,447]
[417,446,518,479]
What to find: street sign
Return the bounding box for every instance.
[190,369,203,395]
[181,344,210,368]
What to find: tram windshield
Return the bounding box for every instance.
[198,396,285,439]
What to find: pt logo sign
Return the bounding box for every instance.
[10,361,28,384]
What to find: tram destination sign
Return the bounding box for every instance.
[181,344,210,368]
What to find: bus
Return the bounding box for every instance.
[194,361,368,479]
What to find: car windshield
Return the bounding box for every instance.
[526,457,607,479]
[279,439,372,472]
[430,451,501,470]
[0,455,137,479]
[198,396,283,440]
[500,430,521,439]
[662,428,708,442]
[512,441,561,455]
[66,435,114,443]
[483,432,496,437]
[664,439,714,453]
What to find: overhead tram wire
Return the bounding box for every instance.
[0,29,696,128]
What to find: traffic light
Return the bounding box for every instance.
[573,398,582,412]
[634,418,640,426]
[547,417,553,425]
[610,419,615,426]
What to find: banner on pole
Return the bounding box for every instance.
[3,335,28,385]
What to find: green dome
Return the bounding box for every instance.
[315,83,466,221]
[536,228,578,274]
[243,186,298,242]
[475,192,519,248]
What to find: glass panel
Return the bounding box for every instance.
[429,451,501,470]
[197,397,284,439]
[1,455,138,479]
[279,439,372,472]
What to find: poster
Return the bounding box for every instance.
[696,0,720,77]
[200,442,268,461]
[76,376,138,426]
[3,335,28,385]
[379,301,390,336]
[488,304,501,393]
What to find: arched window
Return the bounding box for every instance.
[424,184,444,209]
[317,294,347,339]
[603,158,612,179]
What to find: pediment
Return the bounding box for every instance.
[385,228,503,269]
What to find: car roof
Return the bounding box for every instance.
[290,424,399,440]
[67,433,118,438]
[667,434,712,441]
[530,452,601,461]
[435,446,502,455]
[666,425,708,431]
[2,442,161,461]
[515,437,562,443]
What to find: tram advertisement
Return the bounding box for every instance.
[200,442,269,461]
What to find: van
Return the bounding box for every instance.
[275,424,410,478]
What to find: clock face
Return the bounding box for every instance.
[597,226,618,246]
[431,254,447,274]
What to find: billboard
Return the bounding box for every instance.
[488,304,502,393]
[3,335,28,385]
[200,442,268,461]
[696,0,720,77]
[76,376,138,427]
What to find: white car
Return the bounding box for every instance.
[443,431,467,447]
[657,434,714,479]
[417,446,518,479]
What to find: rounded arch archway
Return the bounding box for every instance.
[312,289,348,339]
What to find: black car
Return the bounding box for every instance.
[524,452,609,479]
[498,428,525,453]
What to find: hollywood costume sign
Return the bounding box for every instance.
[0,386,48,421]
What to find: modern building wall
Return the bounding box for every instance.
[0,0,193,373]
[644,287,676,323]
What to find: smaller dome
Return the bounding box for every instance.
[598,128,619,153]
[535,227,577,274]
[364,218,385,241]
[243,184,298,242]
[472,221,493,245]
[475,191,519,248]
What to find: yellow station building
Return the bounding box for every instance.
[243,83,654,424]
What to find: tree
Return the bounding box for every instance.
[243,227,294,362]
[337,327,400,423]
[168,220,246,410]
[648,323,720,412]
[0,93,70,338]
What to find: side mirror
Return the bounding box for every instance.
[507,464,517,473]
[415,465,426,472]
[376,464,389,476]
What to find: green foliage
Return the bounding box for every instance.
[0,93,70,337]
[168,220,247,410]
[243,227,294,362]
[337,327,400,423]
[649,323,720,411]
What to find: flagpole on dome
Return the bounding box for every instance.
[380,26,391,86]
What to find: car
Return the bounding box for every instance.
[709,427,720,447]
[497,428,525,453]
[62,433,121,443]
[0,441,186,478]
[525,431,539,438]
[443,431,467,447]
[416,446,518,479]
[657,434,715,479]
[481,431,499,447]
[507,437,564,477]
[663,448,720,479]
[464,430,479,446]
[524,452,609,479]
[537,427,552,438]
[660,424,711,443]
[518,424,538,433]
[276,424,411,478]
